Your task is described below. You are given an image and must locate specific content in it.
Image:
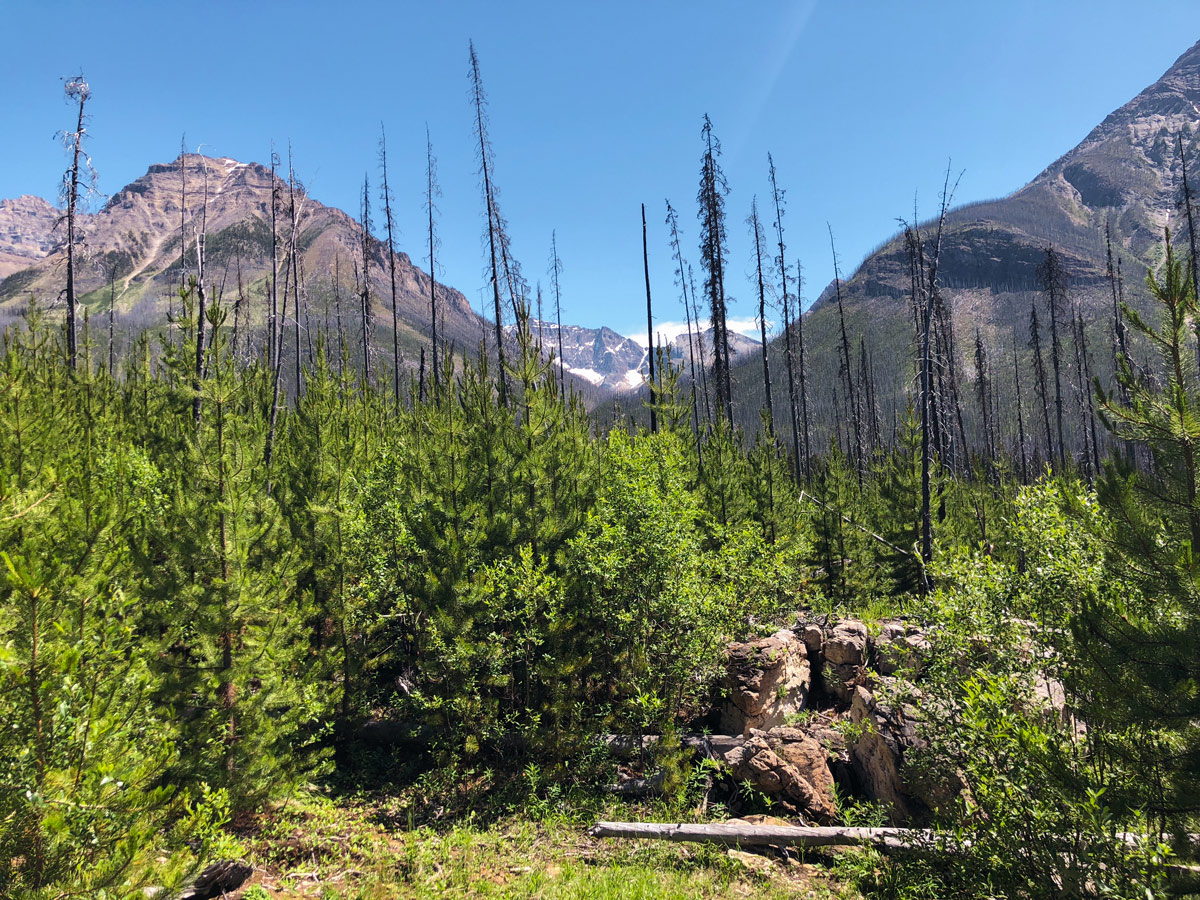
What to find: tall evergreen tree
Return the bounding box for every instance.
[1083,232,1200,821]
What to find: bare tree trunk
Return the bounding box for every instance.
[768,155,804,480]
[1038,247,1068,468]
[1013,331,1030,484]
[1076,311,1102,478]
[269,149,280,371]
[192,159,210,429]
[470,42,509,408]
[359,174,373,389]
[934,292,969,473]
[107,265,116,377]
[974,327,995,471]
[642,203,657,432]
[750,199,775,442]
[427,128,441,392]
[1029,298,1054,467]
[379,126,401,402]
[795,261,811,480]
[551,231,566,404]
[63,77,91,371]
[829,226,861,479]
[915,166,958,584]
[288,152,304,399]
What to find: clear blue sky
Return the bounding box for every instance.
[3,1,1199,340]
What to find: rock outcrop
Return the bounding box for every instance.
[721,629,810,736]
[0,195,63,280]
[714,615,948,825]
[722,727,838,823]
[822,620,868,702]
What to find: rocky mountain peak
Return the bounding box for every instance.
[0,152,482,355]
[0,195,64,279]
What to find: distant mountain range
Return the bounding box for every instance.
[5,38,1200,418]
[0,154,757,396]
[511,320,758,393]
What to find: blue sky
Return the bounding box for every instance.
[3,1,1199,340]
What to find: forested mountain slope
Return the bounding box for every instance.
[710,39,1200,458]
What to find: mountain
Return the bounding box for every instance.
[0,196,63,280]
[724,39,1200,448]
[815,40,1200,325]
[514,319,757,392]
[0,153,739,402]
[0,154,485,362]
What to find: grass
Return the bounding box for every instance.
[224,787,861,899]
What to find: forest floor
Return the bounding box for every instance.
[224,788,863,899]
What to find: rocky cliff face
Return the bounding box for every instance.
[0,195,65,279]
[0,154,482,355]
[820,39,1200,316]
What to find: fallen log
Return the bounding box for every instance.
[590,822,1200,856]
[590,822,1200,893]
[588,821,936,853]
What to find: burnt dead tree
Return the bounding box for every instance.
[379,125,402,402]
[1074,310,1102,478]
[550,231,566,403]
[749,198,775,442]
[829,226,863,480]
[469,41,509,407]
[1036,246,1069,469]
[268,147,280,371]
[1177,135,1200,373]
[1013,332,1030,484]
[908,166,958,584]
[698,114,733,423]
[974,328,996,470]
[794,260,812,482]
[359,173,373,389]
[642,204,658,433]
[426,127,442,392]
[60,75,95,371]
[192,156,210,428]
[666,200,711,432]
[767,154,806,480]
[1029,298,1055,468]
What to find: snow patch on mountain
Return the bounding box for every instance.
[509,319,757,394]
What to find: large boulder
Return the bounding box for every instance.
[848,684,920,820]
[823,620,868,702]
[874,620,932,676]
[721,629,810,736]
[846,680,963,823]
[723,730,837,823]
[764,726,839,821]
